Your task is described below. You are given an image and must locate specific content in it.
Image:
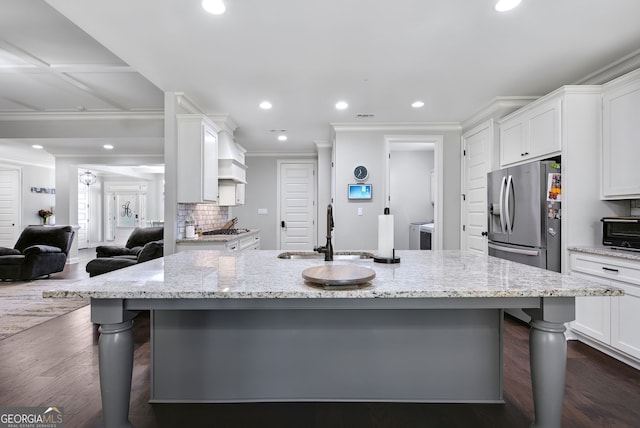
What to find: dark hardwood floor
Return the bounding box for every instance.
[1,306,638,427]
[1,256,638,427]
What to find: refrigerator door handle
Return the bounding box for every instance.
[499,176,507,234]
[488,243,540,256]
[505,175,513,234]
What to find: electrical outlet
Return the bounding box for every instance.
[258,208,268,215]
[357,207,363,216]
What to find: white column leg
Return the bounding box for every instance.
[98,321,134,428]
[529,319,567,428]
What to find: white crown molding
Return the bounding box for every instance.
[0,157,53,169]
[208,114,238,134]
[601,66,640,89]
[314,140,331,149]
[461,96,539,130]
[574,48,640,85]
[246,151,318,158]
[330,122,461,132]
[175,92,205,115]
[0,111,163,121]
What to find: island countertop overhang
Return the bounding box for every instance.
[43,250,623,300]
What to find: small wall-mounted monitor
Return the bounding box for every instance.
[348,183,372,200]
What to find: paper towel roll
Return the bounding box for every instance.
[378,214,394,259]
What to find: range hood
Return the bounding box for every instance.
[216,119,247,184]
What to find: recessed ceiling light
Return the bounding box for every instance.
[494,0,521,12]
[103,144,114,150]
[335,101,348,110]
[202,0,226,14]
[412,101,425,108]
[32,144,43,150]
[259,101,272,110]
[278,135,288,141]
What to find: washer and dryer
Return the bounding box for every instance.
[409,221,434,250]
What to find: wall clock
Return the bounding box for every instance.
[354,165,369,181]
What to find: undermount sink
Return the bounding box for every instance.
[277,251,374,260]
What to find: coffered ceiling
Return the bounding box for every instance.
[2,0,640,158]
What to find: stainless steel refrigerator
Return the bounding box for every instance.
[487,160,562,320]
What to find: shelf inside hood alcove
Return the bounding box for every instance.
[218,158,247,183]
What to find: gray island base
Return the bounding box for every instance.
[46,250,623,428]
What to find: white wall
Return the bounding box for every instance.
[21,165,56,226]
[232,156,280,250]
[234,127,461,252]
[0,142,56,228]
[333,127,461,251]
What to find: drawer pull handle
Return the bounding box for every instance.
[602,267,619,273]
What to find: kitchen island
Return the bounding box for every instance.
[44,250,622,428]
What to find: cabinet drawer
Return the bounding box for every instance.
[570,253,640,286]
[239,234,260,251]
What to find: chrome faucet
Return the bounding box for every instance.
[314,204,334,261]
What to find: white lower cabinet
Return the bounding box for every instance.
[176,231,260,253]
[572,271,611,344]
[611,280,640,358]
[239,232,260,251]
[569,251,640,366]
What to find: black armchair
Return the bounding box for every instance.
[95,226,164,259]
[86,239,163,277]
[0,225,75,281]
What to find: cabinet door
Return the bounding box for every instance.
[571,270,611,344]
[610,281,640,359]
[218,181,236,206]
[527,98,561,160]
[236,183,245,205]
[602,78,640,199]
[177,115,219,203]
[500,119,525,166]
[202,125,219,201]
[500,96,562,167]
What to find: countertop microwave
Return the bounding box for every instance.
[601,217,640,250]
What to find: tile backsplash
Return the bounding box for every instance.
[177,203,229,236]
[631,200,640,216]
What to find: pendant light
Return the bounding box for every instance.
[79,171,97,186]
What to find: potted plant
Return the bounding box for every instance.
[38,209,53,225]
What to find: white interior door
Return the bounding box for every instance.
[278,162,316,250]
[113,192,146,244]
[0,169,20,247]
[461,120,493,254]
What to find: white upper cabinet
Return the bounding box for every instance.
[497,86,616,273]
[177,114,220,203]
[218,181,245,206]
[602,69,640,199]
[499,96,562,167]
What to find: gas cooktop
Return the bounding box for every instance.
[202,228,250,236]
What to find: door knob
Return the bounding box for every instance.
[481,231,488,236]
[281,221,286,228]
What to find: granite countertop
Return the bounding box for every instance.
[176,229,259,243]
[568,246,640,262]
[44,250,622,300]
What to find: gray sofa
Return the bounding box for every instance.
[85,239,163,277]
[85,227,164,277]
